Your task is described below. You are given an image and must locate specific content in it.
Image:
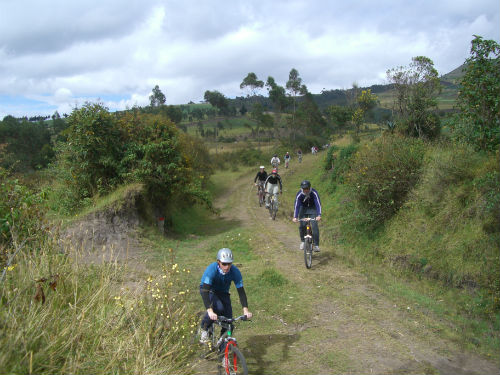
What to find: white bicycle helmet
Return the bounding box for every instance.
[217,248,234,263]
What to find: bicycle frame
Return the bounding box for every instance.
[212,315,249,375]
[298,217,316,269]
[256,182,265,206]
[265,192,279,220]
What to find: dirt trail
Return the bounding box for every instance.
[207,161,499,375]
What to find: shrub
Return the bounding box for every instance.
[324,143,359,193]
[0,168,48,263]
[346,135,426,227]
[454,36,500,151]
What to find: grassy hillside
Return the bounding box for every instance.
[312,136,499,353]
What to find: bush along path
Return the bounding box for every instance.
[177,153,499,375]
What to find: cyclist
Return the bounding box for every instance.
[270,154,280,170]
[199,248,252,343]
[254,165,267,193]
[284,152,291,168]
[297,149,303,163]
[292,180,322,252]
[264,169,282,209]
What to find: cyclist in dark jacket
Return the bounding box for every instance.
[292,180,322,252]
[254,166,267,184]
[264,169,282,208]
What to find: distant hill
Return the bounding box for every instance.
[440,63,467,84]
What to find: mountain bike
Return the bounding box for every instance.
[255,182,265,207]
[199,315,250,375]
[299,217,317,269]
[266,192,279,220]
[284,158,290,169]
[297,153,302,163]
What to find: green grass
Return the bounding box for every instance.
[313,137,499,358]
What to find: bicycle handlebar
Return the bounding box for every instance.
[216,315,250,323]
[298,217,317,222]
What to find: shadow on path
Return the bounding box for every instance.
[243,333,300,375]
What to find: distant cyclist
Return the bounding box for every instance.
[284,152,291,169]
[254,165,267,189]
[264,169,282,209]
[253,165,267,198]
[297,149,303,163]
[292,180,322,252]
[199,248,252,343]
[270,154,280,170]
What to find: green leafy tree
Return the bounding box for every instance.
[266,76,289,137]
[286,69,308,127]
[387,56,441,139]
[351,89,378,135]
[240,72,264,98]
[249,103,274,148]
[0,116,52,171]
[163,105,183,124]
[204,90,229,115]
[63,102,123,198]
[454,36,500,151]
[325,105,354,130]
[149,85,166,107]
[296,92,327,136]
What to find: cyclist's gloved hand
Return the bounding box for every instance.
[292,217,298,223]
[316,216,322,222]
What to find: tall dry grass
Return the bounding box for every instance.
[0,232,198,374]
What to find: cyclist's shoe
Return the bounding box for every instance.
[313,245,320,252]
[265,204,270,208]
[299,242,305,250]
[199,329,209,344]
[220,356,227,370]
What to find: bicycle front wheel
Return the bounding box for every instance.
[304,240,312,269]
[220,343,248,375]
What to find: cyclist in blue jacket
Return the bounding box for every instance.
[292,180,322,252]
[199,248,252,343]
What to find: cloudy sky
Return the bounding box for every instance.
[1,0,499,118]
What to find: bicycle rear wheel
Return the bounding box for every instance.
[304,239,312,269]
[219,342,248,375]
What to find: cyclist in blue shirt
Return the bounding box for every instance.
[292,180,322,252]
[199,248,252,343]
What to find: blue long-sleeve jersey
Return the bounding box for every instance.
[293,188,322,218]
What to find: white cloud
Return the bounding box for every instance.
[0,0,499,118]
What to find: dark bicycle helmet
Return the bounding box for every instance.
[300,180,311,189]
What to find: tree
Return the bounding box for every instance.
[64,102,122,198]
[286,69,308,121]
[454,36,500,151]
[149,85,166,107]
[204,90,229,115]
[240,72,264,98]
[164,105,183,124]
[325,105,354,130]
[387,56,441,139]
[296,92,326,137]
[351,89,378,135]
[266,76,289,138]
